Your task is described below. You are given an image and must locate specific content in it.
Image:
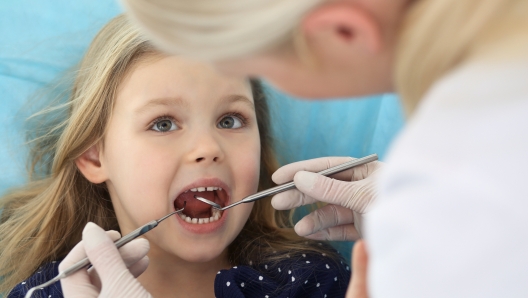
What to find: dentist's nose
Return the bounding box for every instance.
[187,132,224,164]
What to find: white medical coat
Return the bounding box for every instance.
[366,57,528,297]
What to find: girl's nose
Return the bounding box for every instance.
[186,132,224,164]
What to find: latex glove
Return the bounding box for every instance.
[59,222,152,298]
[271,156,382,240]
[346,240,369,298]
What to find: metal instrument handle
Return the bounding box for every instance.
[242,154,378,204]
[60,220,158,278]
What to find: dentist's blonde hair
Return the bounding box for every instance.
[120,0,321,61]
[396,0,528,113]
[122,0,528,114]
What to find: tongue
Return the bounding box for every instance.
[175,191,214,218]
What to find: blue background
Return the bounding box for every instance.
[0,0,405,263]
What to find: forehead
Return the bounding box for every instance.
[116,55,254,109]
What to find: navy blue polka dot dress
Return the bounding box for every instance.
[215,252,351,297]
[8,260,62,298]
[9,252,350,298]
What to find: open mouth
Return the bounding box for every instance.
[174,186,228,224]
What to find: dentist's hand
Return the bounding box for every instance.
[346,240,369,298]
[271,157,382,240]
[60,222,152,298]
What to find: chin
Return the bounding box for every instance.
[176,245,227,263]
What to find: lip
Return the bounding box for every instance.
[172,177,231,234]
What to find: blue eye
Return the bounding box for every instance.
[218,115,243,129]
[151,118,178,132]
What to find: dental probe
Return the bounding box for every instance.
[196,154,378,211]
[24,203,186,298]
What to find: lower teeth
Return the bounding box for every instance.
[180,206,222,224]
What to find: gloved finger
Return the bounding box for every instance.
[346,240,369,298]
[83,223,153,298]
[272,172,373,211]
[87,237,150,290]
[272,157,381,185]
[117,238,151,268]
[271,188,320,210]
[60,230,121,297]
[272,157,356,184]
[60,230,121,269]
[302,224,360,241]
[294,171,373,213]
[82,222,131,284]
[127,256,150,278]
[294,204,354,236]
[60,240,99,297]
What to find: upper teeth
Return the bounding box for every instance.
[188,186,222,192]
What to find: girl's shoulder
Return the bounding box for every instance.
[8,260,64,298]
[215,248,351,298]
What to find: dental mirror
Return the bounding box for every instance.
[195,196,222,209]
[195,154,378,211]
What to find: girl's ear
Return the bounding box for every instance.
[75,144,108,184]
[301,2,383,54]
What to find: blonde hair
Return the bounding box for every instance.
[0,14,337,295]
[0,15,157,294]
[120,0,321,60]
[122,0,528,115]
[396,0,528,114]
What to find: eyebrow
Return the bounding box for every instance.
[220,94,255,110]
[134,97,189,114]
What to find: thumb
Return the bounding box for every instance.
[294,171,371,212]
[346,240,369,298]
[83,222,130,283]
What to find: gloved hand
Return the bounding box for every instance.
[271,156,382,240]
[59,222,152,298]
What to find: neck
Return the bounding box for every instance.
[137,244,231,298]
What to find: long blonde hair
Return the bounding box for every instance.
[0,14,336,295]
[120,0,321,60]
[396,0,528,114]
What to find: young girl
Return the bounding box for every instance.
[0,15,350,298]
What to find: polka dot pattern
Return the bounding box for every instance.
[12,247,351,298]
[8,260,63,298]
[213,249,351,297]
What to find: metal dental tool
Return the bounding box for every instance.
[24,202,186,298]
[195,154,378,211]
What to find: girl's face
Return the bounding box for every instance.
[100,56,261,264]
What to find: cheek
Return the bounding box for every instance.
[234,202,255,228]
[225,132,261,229]
[233,137,261,193]
[101,124,179,226]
